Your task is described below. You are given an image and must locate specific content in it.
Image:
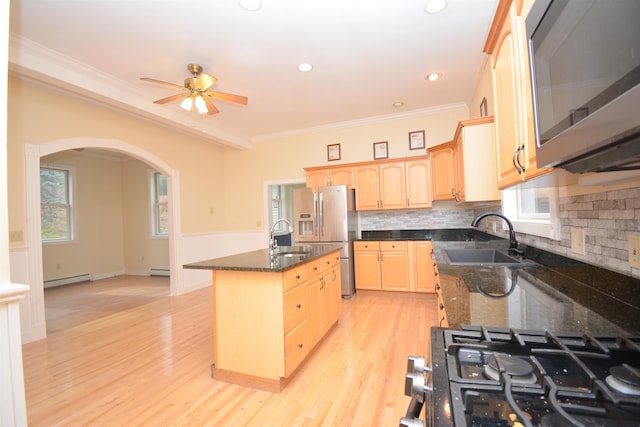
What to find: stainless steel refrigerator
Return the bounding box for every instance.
[293,185,357,297]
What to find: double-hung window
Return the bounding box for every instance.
[502,186,560,240]
[40,166,74,242]
[152,172,169,236]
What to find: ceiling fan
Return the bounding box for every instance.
[140,64,248,115]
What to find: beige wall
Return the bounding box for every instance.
[222,105,470,230]
[7,76,228,243]
[122,159,169,274]
[40,151,169,282]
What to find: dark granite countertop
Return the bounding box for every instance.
[361,229,640,335]
[183,244,343,273]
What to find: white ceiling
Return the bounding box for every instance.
[8,0,499,150]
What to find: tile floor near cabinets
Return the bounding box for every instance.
[23,276,438,426]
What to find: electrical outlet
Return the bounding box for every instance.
[570,227,585,256]
[629,235,640,268]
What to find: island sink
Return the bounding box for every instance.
[444,248,521,265]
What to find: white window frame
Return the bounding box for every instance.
[40,164,76,244]
[151,172,169,238]
[502,186,561,241]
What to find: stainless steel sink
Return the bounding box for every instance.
[444,249,520,265]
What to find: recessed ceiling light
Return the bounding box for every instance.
[297,63,313,72]
[426,72,441,82]
[425,0,447,14]
[239,0,261,11]
[392,102,404,108]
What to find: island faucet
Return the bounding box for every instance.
[471,213,523,256]
[270,218,294,253]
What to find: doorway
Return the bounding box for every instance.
[23,138,182,341]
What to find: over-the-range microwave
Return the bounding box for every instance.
[527,0,640,173]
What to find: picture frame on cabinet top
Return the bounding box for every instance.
[327,143,341,161]
[409,130,425,150]
[373,141,388,160]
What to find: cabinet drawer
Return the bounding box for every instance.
[285,319,309,376]
[283,264,307,292]
[354,241,380,251]
[380,241,408,251]
[307,258,324,278]
[284,283,308,333]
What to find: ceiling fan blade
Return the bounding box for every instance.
[195,72,217,91]
[153,93,188,104]
[202,96,219,115]
[206,91,248,105]
[140,77,185,91]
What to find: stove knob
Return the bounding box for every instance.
[407,356,432,374]
[404,372,426,397]
[399,417,424,427]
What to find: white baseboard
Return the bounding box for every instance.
[44,273,91,288]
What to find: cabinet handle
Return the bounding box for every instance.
[296,274,301,280]
[434,271,439,276]
[298,343,304,349]
[296,303,302,309]
[439,303,444,310]
[516,144,526,174]
[440,316,445,327]
[435,284,441,291]
[325,260,331,265]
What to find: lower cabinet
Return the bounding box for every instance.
[354,241,410,291]
[355,240,437,293]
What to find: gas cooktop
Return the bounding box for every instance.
[403,326,640,427]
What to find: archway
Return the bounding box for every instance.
[24,138,182,341]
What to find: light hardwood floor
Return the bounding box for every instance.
[23,276,438,426]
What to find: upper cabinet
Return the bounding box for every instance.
[428,141,454,201]
[353,156,432,211]
[484,0,550,189]
[354,161,406,210]
[305,165,354,188]
[451,117,501,204]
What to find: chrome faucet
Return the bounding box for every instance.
[270,218,294,254]
[471,213,523,256]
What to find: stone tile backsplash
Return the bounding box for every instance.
[359,188,640,278]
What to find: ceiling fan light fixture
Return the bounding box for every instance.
[194,95,208,114]
[297,63,313,72]
[180,97,193,112]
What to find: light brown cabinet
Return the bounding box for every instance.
[484,0,550,189]
[411,241,437,293]
[451,117,501,204]
[353,241,410,291]
[428,142,455,201]
[354,162,406,210]
[405,158,433,208]
[305,165,354,188]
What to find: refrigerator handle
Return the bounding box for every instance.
[319,193,324,237]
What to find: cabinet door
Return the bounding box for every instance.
[413,241,436,293]
[354,242,382,290]
[307,276,322,347]
[429,143,454,201]
[354,165,381,210]
[329,264,341,323]
[329,167,354,187]
[380,251,410,291]
[492,6,523,188]
[306,170,329,188]
[452,138,466,203]
[405,158,432,208]
[379,162,406,210]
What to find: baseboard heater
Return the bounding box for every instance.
[44,273,91,288]
[150,268,170,277]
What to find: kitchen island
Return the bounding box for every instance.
[184,244,343,392]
